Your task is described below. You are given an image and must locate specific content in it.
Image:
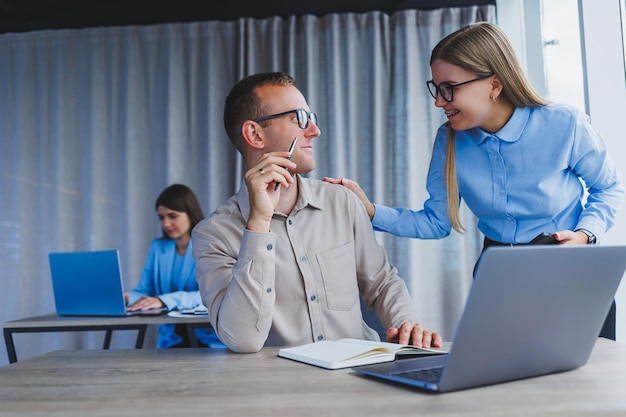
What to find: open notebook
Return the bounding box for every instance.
[278,338,446,369]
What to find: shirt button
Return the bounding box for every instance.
[310,295,316,301]
[266,244,273,251]
[299,256,306,262]
[317,335,324,341]
[266,287,272,293]
[288,220,293,225]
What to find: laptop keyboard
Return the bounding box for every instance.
[391,366,445,383]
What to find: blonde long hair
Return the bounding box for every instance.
[431,23,549,232]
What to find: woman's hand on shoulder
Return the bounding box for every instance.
[322,177,376,220]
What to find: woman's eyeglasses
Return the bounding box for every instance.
[426,74,493,102]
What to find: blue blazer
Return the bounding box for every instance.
[128,238,222,348]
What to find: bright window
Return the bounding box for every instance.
[541,0,586,112]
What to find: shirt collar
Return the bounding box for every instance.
[236,175,324,220]
[469,106,531,144]
[294,176,324,212]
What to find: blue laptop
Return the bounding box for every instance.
[49,250,166,316]
[352,245,626,392]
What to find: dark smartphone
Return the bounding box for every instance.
[529,232,559,245]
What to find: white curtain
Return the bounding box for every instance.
[0,5,494,364]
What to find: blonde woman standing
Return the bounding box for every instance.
[325,22,623,339]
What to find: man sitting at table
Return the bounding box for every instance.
[192,72,442,353]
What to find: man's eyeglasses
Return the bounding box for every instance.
[252,109,318,130]
[426,74,493,103]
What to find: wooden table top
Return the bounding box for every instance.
[1,338,626,416]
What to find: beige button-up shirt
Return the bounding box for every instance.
[192,176,420,352]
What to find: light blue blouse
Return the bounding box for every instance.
[372,104,624,244]
[128,238,224,348]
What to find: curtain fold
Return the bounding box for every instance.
[0,5,495,364]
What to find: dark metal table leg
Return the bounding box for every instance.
[3,328,17,364]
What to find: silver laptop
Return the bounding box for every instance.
[353,245,626,392]
[49,250,166,316]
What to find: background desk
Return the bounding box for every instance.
[2,313,212,363]
[1,339,625,417]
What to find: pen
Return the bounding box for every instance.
[274,137,298,191]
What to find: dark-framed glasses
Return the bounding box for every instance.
[426,74,493,102]
[252,108,318,130]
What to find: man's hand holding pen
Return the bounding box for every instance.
[244,142,298,232]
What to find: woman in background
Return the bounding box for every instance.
[126,183,224,348]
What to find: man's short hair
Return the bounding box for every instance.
[223,72,296,155]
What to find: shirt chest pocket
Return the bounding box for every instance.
[315,241,359,311]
